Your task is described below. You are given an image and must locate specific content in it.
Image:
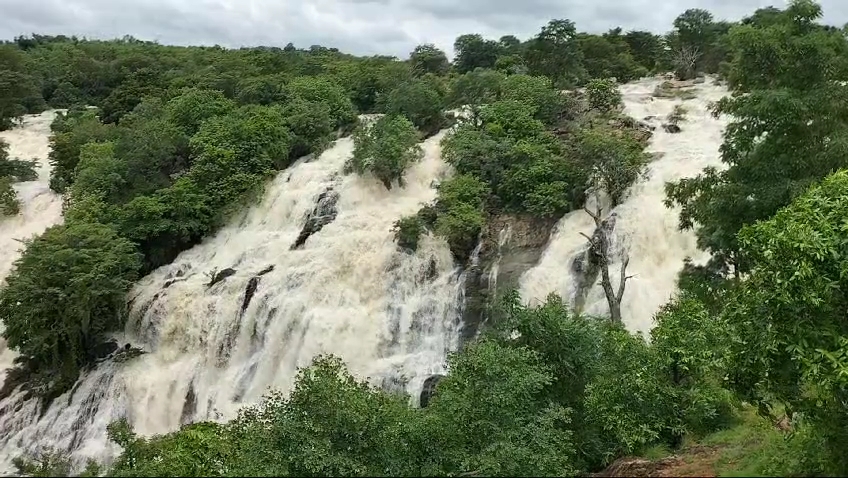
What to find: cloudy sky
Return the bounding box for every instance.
[1,0,847,58]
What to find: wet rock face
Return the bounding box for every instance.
[208,268,236,287]
[460,214,558,343]
[419,374,445,408]
[241,276,261,314]
[291,188,340,249]
[663,123,682,134]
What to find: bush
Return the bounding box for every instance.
[585,78,622,113]
[0,176,19,216]
[572,126,649,206]
[666,104,688,125]
[349,115,422,190]
[384,78,447,136]
[0,222,142,393]
[392,215,425,252]
[286,76,357,130]
[165,88,236,136]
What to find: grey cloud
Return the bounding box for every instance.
[1,0,847,58]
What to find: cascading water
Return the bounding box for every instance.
[520,78,729,335]
[0,130,463,471]
[0,111,63,385]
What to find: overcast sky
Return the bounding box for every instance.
[1,0,847,58]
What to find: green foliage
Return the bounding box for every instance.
[349,115,421,190]
[0,44,42,130]
[409,44,449,76]
[392,215,426,252]
[453,34,502,73]
[500,74,574,125]
[578,34,648,83]
[0,222,141,392]
[448,68,504,117]
[384,78,447,136]
[285,76,357,130]
[280,98,334,158]
[165,88,236,136]
[48,109,117,193]
[585,78,622,113]
[572,126,649,206]
[665,2,848,273]
[722,170,848,473]
[0,176,20,216]
[525,19,586,88]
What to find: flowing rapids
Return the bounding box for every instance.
[0,111,63,385]
[520,78,729,335]
[0,130,463,471]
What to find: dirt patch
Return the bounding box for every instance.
[592,445,723,477]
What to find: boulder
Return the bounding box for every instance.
[208,267,237,287]
[419,374,445,408]
[291,188,340,249]
[663,123,682,134]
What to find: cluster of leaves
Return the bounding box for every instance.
[585,78,623,113]
[0,139,38,216]
[349,115,422,190]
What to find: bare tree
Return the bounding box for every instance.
[673,45,701,81]
[579,196,634,324]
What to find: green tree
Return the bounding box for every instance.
[409,44,449,76]
[448,68,504,119]
[525,19,586,88]
[622,31,665,72]
[723,170,848,474]
[573,126,648,207]
[286,76,357,130]
[165,88,236,137]
[453,34,502,73]
[0,45,41,130]
[0,222,141,394]
[48,109,117,193]
[665,0,848,274]
[349,115,422,189]
[384,78,447,136]
[584,78,622,113]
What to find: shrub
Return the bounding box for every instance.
[392,215,425,252]
[349,115,422,189]
[585,78,622,113]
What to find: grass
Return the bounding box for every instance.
[633,405,830,477]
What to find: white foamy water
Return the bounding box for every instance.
[520,78,729,335]
[0,111,63,385]
[0,131,462,470]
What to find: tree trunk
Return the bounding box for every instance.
[582,197,631,325]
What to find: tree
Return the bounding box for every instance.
[0,222,141,394]
[165,88,236,136]
[48,109,117,193]
[525,19,586,87]
[285,76,357,130]
[578,34,647,83]
[453,34,502,73]
[409,44,449,76]
[584,78,622,113]
[722,170,848,473]
[623,31,665,72]
[448,68,504,120]
[384,78,447,136]
[349,115,422,189]
[0,45,41,130]
[665,0,848,275]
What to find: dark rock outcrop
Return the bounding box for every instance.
[291,188,340,249]
[91,340,119,360]
[460,214,559,343]
[257,264,275,276]
[419,374,444,408]
[180,384,197,426]
[208,268,236,287]
[241,276,261,314]
[663,123,682,134]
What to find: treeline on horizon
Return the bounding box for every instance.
[5,0,848,476]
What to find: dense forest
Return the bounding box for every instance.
[3,0,848,476]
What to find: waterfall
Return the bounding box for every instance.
[0,111,63,385]
[0,130,463,471]
[520,78,729,335]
